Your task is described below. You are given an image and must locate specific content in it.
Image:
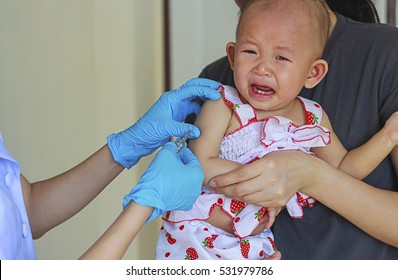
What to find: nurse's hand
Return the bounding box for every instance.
[107,78,221,168]
[123,142,204,223]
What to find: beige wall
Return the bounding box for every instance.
[0,0,163,259]
[170,0,239,88]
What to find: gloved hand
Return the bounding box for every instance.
[123,142,204,223]
[107,78,221,168]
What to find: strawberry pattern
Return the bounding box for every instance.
[202,234,218,249]
[240,240,251,259]
[156,86,331,260]
[185,247,199,260]
[255,208,267,221]
[166,232,176,245]
[305,111,319,124]
[230,199,246,215]
[156,220,275,260]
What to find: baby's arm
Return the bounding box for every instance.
[189,98,241,185]
[313,112,398,180]
[190,98,281,233]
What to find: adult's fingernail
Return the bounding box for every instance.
[208,180,217,188]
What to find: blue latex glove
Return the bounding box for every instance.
[107,78,221,168]
[123,142,204,223]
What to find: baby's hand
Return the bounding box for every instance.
[384,112,398,145]
[259,207,283,229]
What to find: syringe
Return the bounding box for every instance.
[170,128,192,154]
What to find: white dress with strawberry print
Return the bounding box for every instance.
[156,86,331,260]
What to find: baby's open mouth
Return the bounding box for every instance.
[252,85,275,95]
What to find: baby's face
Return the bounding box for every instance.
[228,1,322,113]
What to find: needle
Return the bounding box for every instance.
[170,128,192,153]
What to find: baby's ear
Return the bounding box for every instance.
[226,42,236,70]
[304,59,328,89]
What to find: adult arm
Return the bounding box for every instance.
[208,150,398,248]
[22,145,123,239]
[81,142,204,259]
[23,78,221,239]
[79,202,152,260]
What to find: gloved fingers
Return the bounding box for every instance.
[177,79,222,101]
[171,99,201,122]
[182,99,202,118]
[178,85,221,102]
[160,142,202,174]
[179,146,202,168]
[183,77,222,89]
[162,141,179,154]
[160,140,188,158]
[161,122,200,139]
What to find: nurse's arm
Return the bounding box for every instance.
[79,202,151,260]
[21,144,124,239]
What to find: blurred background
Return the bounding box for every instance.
[0,0,396,259]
